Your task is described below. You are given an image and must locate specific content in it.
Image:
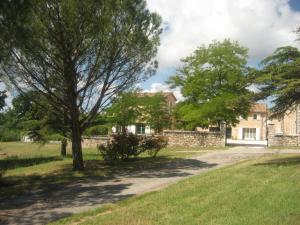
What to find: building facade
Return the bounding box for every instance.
[268,106,300,135]
[229,104,300,143]
[230,103,268,141]
[112,92,177,135]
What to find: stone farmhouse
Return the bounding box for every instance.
[228,103,300,146]
[196,102,299,146]
[229,103,268,141]
[84,95,299,148]
[112,92,177,135]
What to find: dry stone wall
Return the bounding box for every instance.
[163,130,225,147]
[267,124,299,147]
[268,134,299,147]
[82,136,109,148]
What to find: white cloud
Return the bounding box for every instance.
[147,0,300,69]
[144,82,184,101]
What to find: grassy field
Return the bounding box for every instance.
[51,154,300,225]
[0,142,208,198]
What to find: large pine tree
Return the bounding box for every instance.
[256,45,300,116]
[0,0,161,170]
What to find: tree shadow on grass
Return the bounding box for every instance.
[0,156,217,224]
[0,156,63,170]
[254,156,300,167]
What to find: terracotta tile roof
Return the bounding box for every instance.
[251,103,267,113]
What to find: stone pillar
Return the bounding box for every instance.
[220,122,226,147]
[267,124,275,147]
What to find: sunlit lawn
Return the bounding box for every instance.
[52,154,300,225]
[0,142,209,198]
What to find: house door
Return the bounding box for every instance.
[243,128,256,140]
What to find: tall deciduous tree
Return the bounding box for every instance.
[168,39,253,129]
[106,92,142,130]
[107,91,171,133]
[0,0,161,170]
[256,46,300,116]
[141,93,171,133]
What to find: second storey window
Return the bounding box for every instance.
[253,114,258,120]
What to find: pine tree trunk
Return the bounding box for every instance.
[60,139,67,156]
[71,113,84,170]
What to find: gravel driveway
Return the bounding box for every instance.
[1,147,299,225]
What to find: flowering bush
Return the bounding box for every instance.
[140,135,168,157]
[98,133,168,163]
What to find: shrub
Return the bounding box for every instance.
[98,133,142,163]
[98,133,168,163]
[140,135,168,157]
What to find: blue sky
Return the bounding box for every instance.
[1,0,300,105]
[290,0,300,11]
[141,0,300,100]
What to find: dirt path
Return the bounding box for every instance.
[1,147,299,225]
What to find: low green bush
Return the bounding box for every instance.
[98,133,168,163]
[0,129,21,142]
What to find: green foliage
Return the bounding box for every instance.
[84,125,109,136]
[98,134,168,163]
[168,39,253,129]
[141,94,171,133]
[0,0,162,170]
[98,133,142,163]
[0,107,22,142]
[0,129,20,142]
[107,91,171,132]
[140,135,168,157]
[0,91,68,143]
[255,46,300,116]
[106,92,143,128]
[11,91,67,142]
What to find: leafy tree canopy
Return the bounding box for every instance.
[168,39,253,129]
[11,91,67,142]
[255,45,300,117]
[140,93,171,133]
[0,0,161,170]
[106,91,171,133]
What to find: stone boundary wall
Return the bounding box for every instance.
[163,130,225,147]
[268,134,299,147]
[267,124,299,147]
[82,136,109,148]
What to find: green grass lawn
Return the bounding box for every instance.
[0,142,208,198]
[51,154,300,225]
